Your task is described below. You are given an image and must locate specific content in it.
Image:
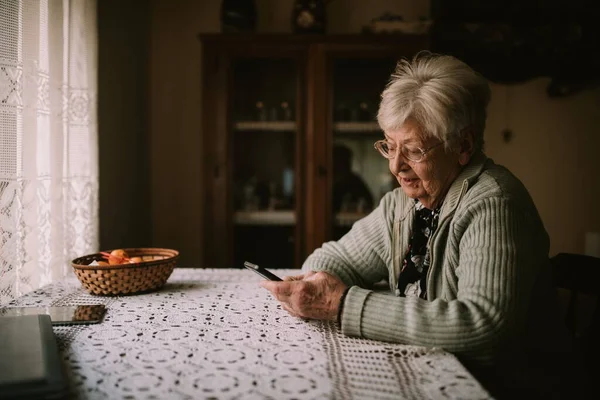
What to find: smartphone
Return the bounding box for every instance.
[0,304,107,325]
[243,261,283,281]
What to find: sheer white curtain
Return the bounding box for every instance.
[0,0,98,303]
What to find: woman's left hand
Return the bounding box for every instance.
[260,271,348,321]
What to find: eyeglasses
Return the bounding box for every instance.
[373,139,446,163]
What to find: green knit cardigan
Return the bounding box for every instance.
[303,152,567,369]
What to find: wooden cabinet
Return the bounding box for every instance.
[199,34,427,269]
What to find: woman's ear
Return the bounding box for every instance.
[457,128,475,166]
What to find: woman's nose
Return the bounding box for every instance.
[389,152,407,175]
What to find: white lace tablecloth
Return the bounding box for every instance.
[3,268,492,400]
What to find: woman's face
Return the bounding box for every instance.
[385,120,470,209]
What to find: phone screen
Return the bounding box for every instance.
[0,305,107,325]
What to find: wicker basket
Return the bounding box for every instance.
[71,248,179,296]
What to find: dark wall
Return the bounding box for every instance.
[431,0,599,95]
[98,0,152,250]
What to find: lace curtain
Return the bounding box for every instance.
[0,0,98,303]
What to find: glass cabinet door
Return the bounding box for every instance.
[229,56,301,270]
[330,56,398,240]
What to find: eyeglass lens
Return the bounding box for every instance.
[375,141,423,162]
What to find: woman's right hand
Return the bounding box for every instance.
[260,270,348,321]
[282,270,317,281]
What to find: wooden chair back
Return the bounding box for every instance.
[550,252,600,373]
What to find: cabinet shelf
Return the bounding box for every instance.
[234,121,296,131]
[234,210,296,226]
[333,122,381,133]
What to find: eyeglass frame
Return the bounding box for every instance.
[373,139,447,163]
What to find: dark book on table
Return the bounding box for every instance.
[0,314,67,399]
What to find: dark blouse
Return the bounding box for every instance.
[397,199,442,299]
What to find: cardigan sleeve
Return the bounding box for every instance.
[301,191,397,288]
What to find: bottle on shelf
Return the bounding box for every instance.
[242,177,260,211]
[358,101,371,121]
[255,101,267,121]
[280,101,293,121]
[282,167,294,202]
[269,106,279,121]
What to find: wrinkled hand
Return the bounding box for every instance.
[260,270,347,321]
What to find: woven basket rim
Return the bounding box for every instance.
[72,247,179,271]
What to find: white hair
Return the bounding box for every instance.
[377,52,491,152]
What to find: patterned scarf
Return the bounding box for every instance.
[398,200,442,300]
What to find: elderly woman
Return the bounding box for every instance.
[261,53,583,398]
